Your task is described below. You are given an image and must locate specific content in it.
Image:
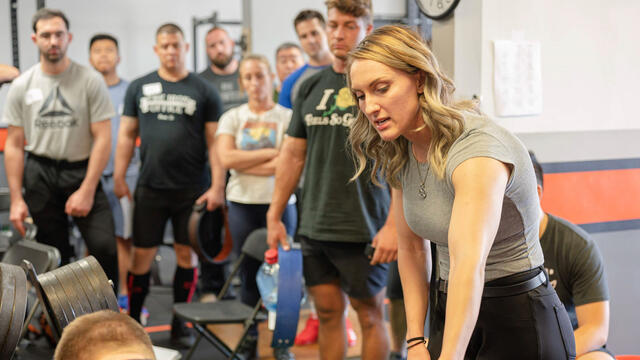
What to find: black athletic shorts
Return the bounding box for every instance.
[133,185,202,248]
[299,235,388,299]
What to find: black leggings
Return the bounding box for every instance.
[428,269,576,360]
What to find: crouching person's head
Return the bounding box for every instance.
[54,310,156,360]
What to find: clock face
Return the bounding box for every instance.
[415,0,460,20]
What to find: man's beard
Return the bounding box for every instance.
[42,48,64,63]
[211,53,233,69]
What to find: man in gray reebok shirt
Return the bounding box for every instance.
[3,8,117,286]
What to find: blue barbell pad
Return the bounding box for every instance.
[271,244,303,348]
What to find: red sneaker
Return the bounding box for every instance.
[295,316,319,345]
[346,318,357,347]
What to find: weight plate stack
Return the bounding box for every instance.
[0,263,28,360]
[29,256,119,341]
[84,256,118,311]
[67,261,102,312]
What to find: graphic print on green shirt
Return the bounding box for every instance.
[287,67,389,243]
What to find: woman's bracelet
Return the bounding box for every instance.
[406,336,425,344]
[407,339,427,350]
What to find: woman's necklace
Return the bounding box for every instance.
[415,156,429,200]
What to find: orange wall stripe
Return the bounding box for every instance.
[0,128,7,152]
[541,169,640,224]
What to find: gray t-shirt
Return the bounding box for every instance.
[401,113,544,281]
[199,67,248,113]
[2,61,114,161]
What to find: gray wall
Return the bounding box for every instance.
[519,130,640,355]
[0,0,406,106]
[593,229,640,355]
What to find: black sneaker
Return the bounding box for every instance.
[235,334,258,360]
[389,351,406,360]
[170,316,195,349]
[273,347,295,360]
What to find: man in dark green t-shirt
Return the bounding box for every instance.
[530,152,614,360]
[266,1,397,359]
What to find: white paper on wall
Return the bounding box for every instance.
[493,40,543,117]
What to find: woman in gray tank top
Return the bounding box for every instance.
[346,25,576,360]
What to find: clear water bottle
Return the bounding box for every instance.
[256,248,279,330]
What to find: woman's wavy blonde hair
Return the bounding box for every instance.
[346,25,479,188]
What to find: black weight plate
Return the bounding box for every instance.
[76,258,109,310]
[0,265,16,357]
[38,272,69,332]
[68,261,102,312]
[38,272,68,331]
[45,272,78,326]
[53,267,89,319]
[27,267,60,340]
[51,266,91,318]
[62,265,93,316]
[84,257,119,311]
[66,262,99,313]
[1,265,27,359]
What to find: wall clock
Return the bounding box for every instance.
[415,0,460,20]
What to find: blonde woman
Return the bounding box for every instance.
[215,54,296,360]
[347,25,576,360]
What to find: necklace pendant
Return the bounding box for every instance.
[418,184,427,199]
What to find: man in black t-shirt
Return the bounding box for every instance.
[267,1,396,359]
[114,23,224,348]
[197,25,247,303]
[530,152,614,360]
[199,26,247,113]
